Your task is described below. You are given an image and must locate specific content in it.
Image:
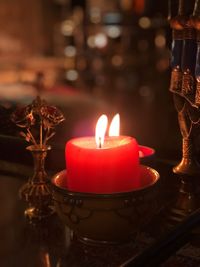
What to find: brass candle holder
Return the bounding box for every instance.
[168,0,200,223]
[11,96,65,221]
[51,165,160,245]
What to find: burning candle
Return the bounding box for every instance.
[65,114,140,193]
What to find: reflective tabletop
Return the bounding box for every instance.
[1,159,200,267]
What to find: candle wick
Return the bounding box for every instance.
[99,137,102,149]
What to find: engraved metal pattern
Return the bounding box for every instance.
[54,188,158,226]
[170,69,183,93]
[116,187,158,225]
[195,81,200,104]
[184,26,196,39]
[173,94,200,175]
[54,196,93,224]
[11,95,65,146]
[169,0,200,175]
[182,70,195,95]
[11,96,65,220]
[172,98,200,209]
[182,138,193,158]
[173,29,184,40]
[168,0,200,222]
[51,167,160,243]
[19,145,54,220]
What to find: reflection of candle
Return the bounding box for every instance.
[65,115,140,193]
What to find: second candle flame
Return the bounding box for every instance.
[109,113,120,137]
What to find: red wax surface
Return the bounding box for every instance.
[65,136,140,193]
[139,146,155,158]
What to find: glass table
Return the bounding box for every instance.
[1,159,200,267]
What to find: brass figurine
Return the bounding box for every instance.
[11,96,65,221]
[11,96,65,147]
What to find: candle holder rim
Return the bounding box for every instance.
[51,165,160,198]
[26,144,51,152]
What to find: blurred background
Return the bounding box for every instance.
[0,0,181,170]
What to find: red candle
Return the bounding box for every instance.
[65,114,140,193]
[65,136,140,193]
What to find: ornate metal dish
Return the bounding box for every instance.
[51,165,160,244]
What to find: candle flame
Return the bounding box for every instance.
[109,113,120,136]
[95,114,108,148]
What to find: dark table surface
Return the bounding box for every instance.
[1,159,200,267]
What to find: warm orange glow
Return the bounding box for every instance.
[95,114,108,148]
[109,114,120,137]
[134,0,145,14]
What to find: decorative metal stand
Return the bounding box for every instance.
[11,96,65,221]
[168,0,200,224]
[20,145,53,221]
